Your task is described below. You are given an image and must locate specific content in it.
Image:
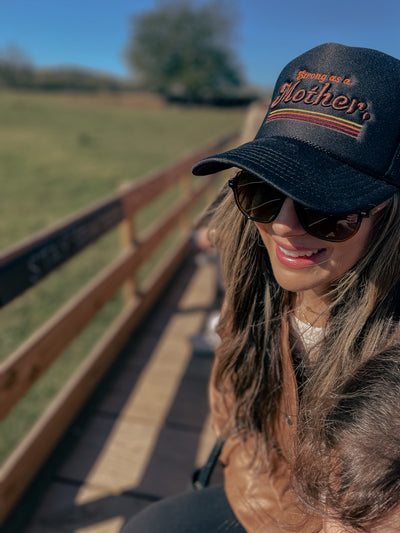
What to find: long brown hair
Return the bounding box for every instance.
[209,183,400,524]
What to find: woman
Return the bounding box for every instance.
[122,43,400,532]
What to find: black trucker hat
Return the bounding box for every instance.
[192,42,400,215]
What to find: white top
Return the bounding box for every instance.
[292,315,324,354]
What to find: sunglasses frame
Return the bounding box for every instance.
[228,173,370,242]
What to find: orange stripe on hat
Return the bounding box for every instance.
[267,108,362,137]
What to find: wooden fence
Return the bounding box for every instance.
[0,130,238,524]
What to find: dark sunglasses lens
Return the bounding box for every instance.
[235,174,283,222]
[234,172,361,242]
[298,207,361,241]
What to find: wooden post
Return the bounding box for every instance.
[180,173,192,233]
[119,184,137,303]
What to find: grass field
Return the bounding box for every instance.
[0,90,244,250]
[0,90,245,463]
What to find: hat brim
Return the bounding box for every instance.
[192,137,397,215]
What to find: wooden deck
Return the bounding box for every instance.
[8,252,221,533]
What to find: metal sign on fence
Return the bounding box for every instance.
[0,199,123,307]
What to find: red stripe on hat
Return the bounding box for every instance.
[267,109,361,138]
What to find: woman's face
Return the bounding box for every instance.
[255,198,375,298]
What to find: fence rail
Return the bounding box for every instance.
[0,130,238,524]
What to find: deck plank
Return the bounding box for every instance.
[17,254,220,533]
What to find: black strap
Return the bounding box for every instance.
[191,438,225,490]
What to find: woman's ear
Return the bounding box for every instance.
[370,199,391,216]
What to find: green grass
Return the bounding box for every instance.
[0,90,244,463]
[0,90,243,249]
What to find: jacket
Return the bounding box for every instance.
[209,320,323,533]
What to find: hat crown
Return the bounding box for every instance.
[192,42,400,215]
[257,42,400,180]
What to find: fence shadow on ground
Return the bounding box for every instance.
[6,253,221,533]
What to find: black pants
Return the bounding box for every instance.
[121,485,246,532]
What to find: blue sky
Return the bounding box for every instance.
[0,0,400,89]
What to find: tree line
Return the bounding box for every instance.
[0,45,131,93]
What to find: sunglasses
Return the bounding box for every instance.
[228,171,370,242]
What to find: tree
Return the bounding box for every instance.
[124,0,244,103]
[0,45,34,88]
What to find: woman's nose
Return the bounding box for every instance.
[271,198,306,236]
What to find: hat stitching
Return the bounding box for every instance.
[270,135,395,182]
[212,138,387,188]
[233,158,384,209]
[229,145,382,198]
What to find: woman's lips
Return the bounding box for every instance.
[275,244,326,268]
